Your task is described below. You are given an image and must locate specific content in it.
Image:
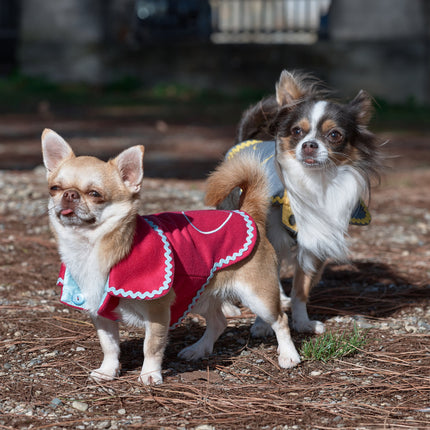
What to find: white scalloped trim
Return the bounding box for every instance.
[106,217,173,300]
[170,210,255,329]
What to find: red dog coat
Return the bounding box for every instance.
[57,210,257,328]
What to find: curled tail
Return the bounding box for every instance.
[205,155,269,227]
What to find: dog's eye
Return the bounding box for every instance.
[291,127,303,137]
[50,185,60,192]
[88,190,102,198]
[328,130,343,143]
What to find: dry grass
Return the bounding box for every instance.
[1,292,429,429]
[1,132,429,429]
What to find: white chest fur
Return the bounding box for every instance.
[49,199,135,313]
[279,159,366,272]
[49,206,108,314]
[57,228,107,313]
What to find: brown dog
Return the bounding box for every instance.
[42,129,300,385]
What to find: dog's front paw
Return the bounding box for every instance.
[278,349,301,369]
[250,317,274,338]
[293,319,325,334]
[139,370,163,385]
[90,367,119,382]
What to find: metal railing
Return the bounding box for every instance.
[210,0,331,43]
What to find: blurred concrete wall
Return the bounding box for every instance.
[325,0,429,104]
[18,0,430,104]
[329,0,426,40]
[18,1,105,83]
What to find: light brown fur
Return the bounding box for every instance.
[276,71,315,106]
[42,130,300,385]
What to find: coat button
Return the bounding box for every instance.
[73,293,85,306]
[289,214,296,226]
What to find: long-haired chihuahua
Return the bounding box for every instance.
[213,70,383,335]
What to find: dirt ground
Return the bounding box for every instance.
[0,109,429,429]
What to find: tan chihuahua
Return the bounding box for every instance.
[42,129,300,385]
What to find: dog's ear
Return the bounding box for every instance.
[113,145,145,193]
[41,129,75,174]
[349,90,374,126]
[276,70,307,106]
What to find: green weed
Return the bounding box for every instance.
[300,324,368,362]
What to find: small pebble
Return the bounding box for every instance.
[50,398,62,408]
[72,401,89,412]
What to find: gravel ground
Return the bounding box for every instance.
[0,128,429,429]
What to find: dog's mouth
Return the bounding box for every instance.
[57,208,96,225]
[60,208,75,216]
[301,157,324,168]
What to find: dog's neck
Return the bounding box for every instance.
[278,158,367,272]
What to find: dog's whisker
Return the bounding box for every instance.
[330,151,357,164]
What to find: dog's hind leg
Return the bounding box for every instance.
[221,301,242,317]
[236,282,300,368]
[271,312,301,369]
[178,299,227,361]
[250,277,291,338]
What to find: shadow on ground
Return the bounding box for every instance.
[292,260,430,320]
[118,259,429,376]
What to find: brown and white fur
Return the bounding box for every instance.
[42,129,300,385]
[216,70,382,335]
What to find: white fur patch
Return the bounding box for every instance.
[295,101,329,164]
[51,199,134,313]
[276,149,367,272]
[310,101,327,134]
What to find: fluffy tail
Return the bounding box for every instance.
[237,96,278,142]
[205,155,270,227]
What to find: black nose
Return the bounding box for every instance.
[63,189,80,202]
[302,141,319,150]
[302,141,319,156]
